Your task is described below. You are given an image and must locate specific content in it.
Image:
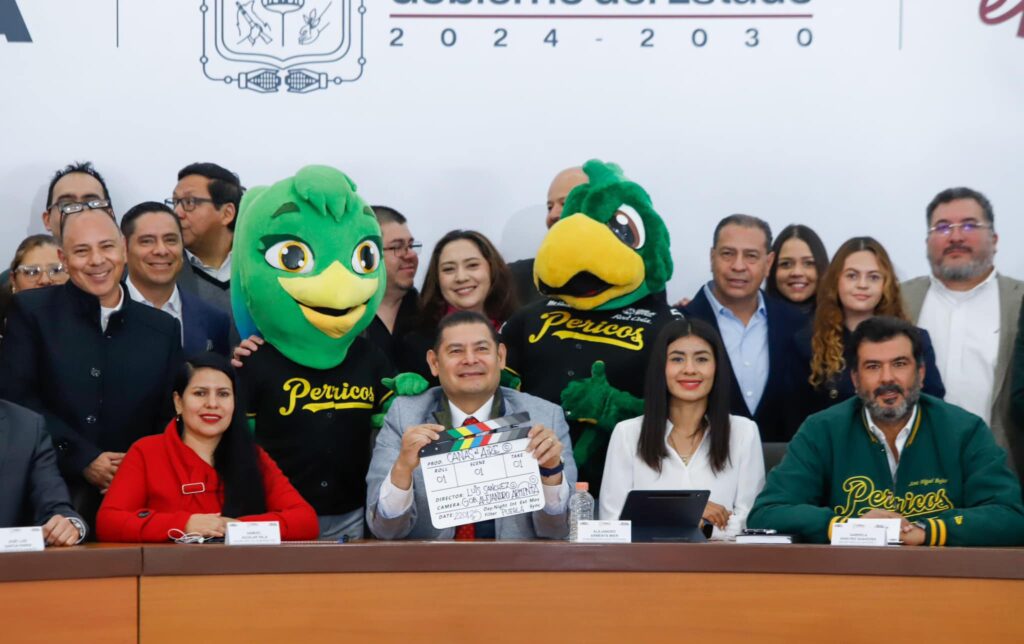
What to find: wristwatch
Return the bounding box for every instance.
[67,516,88,544]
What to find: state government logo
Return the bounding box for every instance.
[200,0,366,93]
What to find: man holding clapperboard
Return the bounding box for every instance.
[366,311,577,540]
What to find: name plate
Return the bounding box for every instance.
[846,518,903,544]
[831,522,888,547]
[0,527,45,553]
[576,520,631,544]
[225,521,281,546]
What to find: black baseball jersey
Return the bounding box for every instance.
[501,292,682,494]
[241,338,394,516]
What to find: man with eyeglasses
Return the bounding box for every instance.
[363,206,421,365]
[168,163,244,318]
[0,206,183,527]
[0,162,111,286]
[40,162,112,244]
[901,187,1024,477]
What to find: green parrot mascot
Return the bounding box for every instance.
[232,165,412,538]
[500,159,681,498]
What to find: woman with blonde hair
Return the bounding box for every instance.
[791,237,944,417]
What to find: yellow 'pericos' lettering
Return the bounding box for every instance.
[528,311,644,351]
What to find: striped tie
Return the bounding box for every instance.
[454,416,480,541]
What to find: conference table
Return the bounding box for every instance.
[2,541,1023,643]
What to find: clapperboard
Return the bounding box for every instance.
[418,412,545,530]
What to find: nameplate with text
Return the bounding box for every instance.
[845,518,903,544]
[0,527,45,553]
[225,521,281,546]
[577,521,632,544]
[831,522,888,547]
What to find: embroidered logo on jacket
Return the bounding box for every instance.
[279,377,374,415]
[834,475,954,519]
[527,311,645,351]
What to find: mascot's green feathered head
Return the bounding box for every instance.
[231,165,384,369]
[534,159,672,311]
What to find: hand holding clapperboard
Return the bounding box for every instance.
[418,413,545,529]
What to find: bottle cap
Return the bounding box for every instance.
[575,482,589,492]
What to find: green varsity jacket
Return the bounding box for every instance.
[747,394,1024,546]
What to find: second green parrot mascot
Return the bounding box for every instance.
[501,160,682,498]
[232,165,399,539]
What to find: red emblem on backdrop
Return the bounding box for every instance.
[980,0,1024,37]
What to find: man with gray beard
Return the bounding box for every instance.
[748,317,1024,546]
[901,188,1024,477]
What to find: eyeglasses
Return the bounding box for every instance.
[164,196,215,212]
[928,221,992,236]
[383,242,423,256]
[14,263,66,280]
[49,199,111,216]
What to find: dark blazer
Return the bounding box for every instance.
[0,399,84,531]
[180,288,231,357]
[0,281,183,519]
[684,288,807,442]
[789,322,946,423]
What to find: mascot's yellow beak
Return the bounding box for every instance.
[278,261,378,339]
[534,213,645,310]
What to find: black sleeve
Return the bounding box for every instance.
[0,298,100,473]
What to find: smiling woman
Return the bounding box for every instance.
[399,229,517,380]
[96,352,318,542]
[767,224,830,315]
[599,318,766,538]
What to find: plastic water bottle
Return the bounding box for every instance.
[568,482,595,542]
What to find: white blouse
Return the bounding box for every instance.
[599,414,766,540]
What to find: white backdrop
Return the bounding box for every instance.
[1,0,1021,300]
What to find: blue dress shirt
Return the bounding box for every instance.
[702,283,769,414]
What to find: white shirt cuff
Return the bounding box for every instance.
[378,467,415,520]
[542,478,570,515]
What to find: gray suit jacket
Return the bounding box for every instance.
[902,273,1024,472]
[366,386,576,540]
[0,399,84,531]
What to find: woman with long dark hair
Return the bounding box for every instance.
[599,319,765,538]
[766,224,829,314]
[400,229,517,377]
[96,352,318,542]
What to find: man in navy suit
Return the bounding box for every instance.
[684,215,806,442]
[0,399,87,545]
[120,202,231,357]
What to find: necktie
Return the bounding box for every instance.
[454,416,480,541]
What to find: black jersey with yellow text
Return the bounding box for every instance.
[241,338,394,515]
[501,293,682,494]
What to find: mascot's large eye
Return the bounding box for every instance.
[608,205,646,250]
[264,239,314,274]
[352,240,380,275]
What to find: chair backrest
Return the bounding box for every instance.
[762,442,789,473]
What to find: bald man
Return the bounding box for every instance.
[509,167,589,307]
[0,207,182,527]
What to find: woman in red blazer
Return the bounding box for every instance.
[97,352,318,542]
